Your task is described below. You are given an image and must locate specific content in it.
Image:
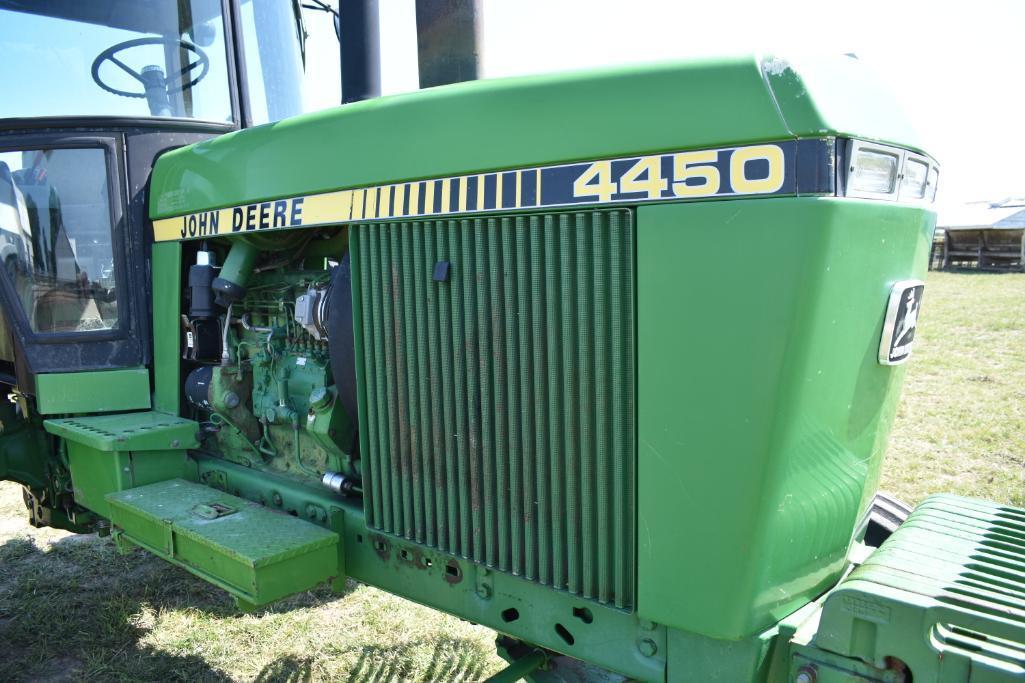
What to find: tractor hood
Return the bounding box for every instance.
[149,54,924,221]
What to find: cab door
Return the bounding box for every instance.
[0,132,149,411]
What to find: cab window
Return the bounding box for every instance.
[0,147,118,334]
[0,1,232,122]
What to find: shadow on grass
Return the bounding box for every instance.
[253,655,314,682]
[343,637,491,683]
[0,532,352,683]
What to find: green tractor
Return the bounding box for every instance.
[1,2,1023,681]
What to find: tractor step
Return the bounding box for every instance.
[106,479,340,609]
[44,411,200,517]
[44,411,200,452]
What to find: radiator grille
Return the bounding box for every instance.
[351,209,635,609]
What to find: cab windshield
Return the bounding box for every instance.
[0,0,232,121]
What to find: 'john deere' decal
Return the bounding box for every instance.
[154,140,799,242]
[879,280,925,365]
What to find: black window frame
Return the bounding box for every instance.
[0,131,143,373]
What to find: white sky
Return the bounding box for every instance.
[302,0,1025,209]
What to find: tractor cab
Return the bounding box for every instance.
[0,0,307,390]
[0,0,319,532]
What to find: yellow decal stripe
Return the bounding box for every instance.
[155,141,797,241]
[393,183,406,218]
[440,179,451,214]
[351,189,365,220]
[423,181,435,215]
[365,187,378,219]
[408,182,420,216]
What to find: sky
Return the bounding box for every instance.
[302,0,1025,210]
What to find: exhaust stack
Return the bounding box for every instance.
[338,0,482,103]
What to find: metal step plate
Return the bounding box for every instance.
[107,479,340,608]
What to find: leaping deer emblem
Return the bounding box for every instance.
[895,290,918,345]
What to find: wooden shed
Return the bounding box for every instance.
[937,198,1025,271]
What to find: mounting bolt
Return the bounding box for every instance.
[638,638,658,657]
[170,439,180,448]
[476,584,492,599]
[795,666,817,683]
[272,492,283,507]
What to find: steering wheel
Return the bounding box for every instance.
[91,37,209,99]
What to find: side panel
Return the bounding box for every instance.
[636,197,934,639]
[151,241,182,414]
[35,367,150,414]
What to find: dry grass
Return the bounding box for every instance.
[0,270,1022,681]
[0,484,504,681]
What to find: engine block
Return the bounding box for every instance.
[186,266,358,489]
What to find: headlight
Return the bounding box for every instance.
[925,166,939,201]
[849,144,899,196]
[844,139,939,204]
[899,157,929,200]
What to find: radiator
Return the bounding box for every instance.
[351,208,635,608]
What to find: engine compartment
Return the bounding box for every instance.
[180,229,360,496]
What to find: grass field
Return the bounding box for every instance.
[1,271,1022,682]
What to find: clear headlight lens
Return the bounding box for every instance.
[850,148,899,194]
[900,158,929,199]
[844,139,938,203]
[925,166,939,201]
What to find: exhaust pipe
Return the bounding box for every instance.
[338,0,483,103]
[414,0,483,88]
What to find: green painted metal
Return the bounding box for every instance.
[152,241,182,414]
[63,445,186,519]
[131,54,956,680]
[0,397,50,490]
[191,454,666,681]
[149,57,786,218]
[107,478,340,608]
[806,495,1025,681]
[635,197,935,640]
[350,210,636,609]
[218,239,260,291]
[43,411,200,517]
[44,411,200,452]
[488,649,547,682]
[761,55,925,154]
[666,593,839,682]
[34,367,151,415]
[149,56,925,222]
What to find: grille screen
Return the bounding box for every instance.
[351,209,635,608]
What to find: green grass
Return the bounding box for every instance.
[880,271,1025,507]
[1,271,1022,681]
